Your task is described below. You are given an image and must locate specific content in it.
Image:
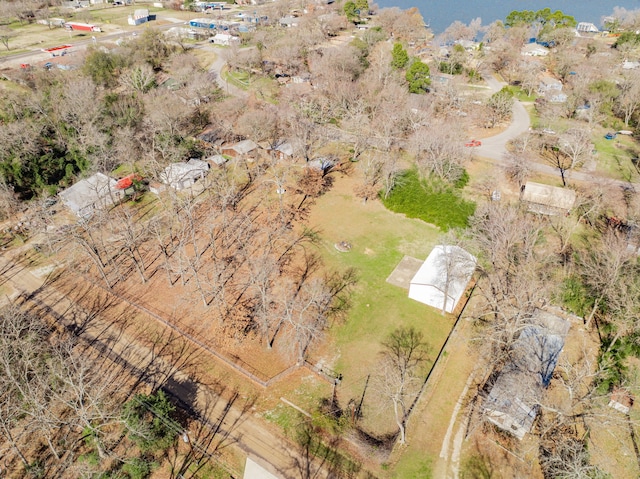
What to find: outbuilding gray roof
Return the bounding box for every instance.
[521,181,576,214]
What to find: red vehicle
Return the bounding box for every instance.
[464,139,482,147]
[64,22,101,32]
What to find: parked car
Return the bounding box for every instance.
[464,139,482,147]
[604,132,617,140]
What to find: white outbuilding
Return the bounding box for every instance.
[408,245,477,314]
[210,33,240,46]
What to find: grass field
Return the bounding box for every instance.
[306,173,455,440]
[592,132,640,182]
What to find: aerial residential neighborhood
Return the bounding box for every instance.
[1,1,640,478]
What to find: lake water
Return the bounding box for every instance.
[373,0,640,33]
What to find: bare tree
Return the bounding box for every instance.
[468,203,548,368]
[615,73,640,127]
[410,123,467,183]
[120,64,156,93]
[577,230,636,328]
[0,304,49,466]
[539,130,588,187]
[558,128,593,174]
[280,277,333,363]
[502,151,532,193]
[0,26,17,51]
[353,152,383,204]
[372,327,430,444]
[0,178,19,220]
[540,434,606,479]
[48,341,125,459]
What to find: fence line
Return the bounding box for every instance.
[78,272,303,388]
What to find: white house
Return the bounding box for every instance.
[538,76,563,93]
[408,245,476,314]
[59,172,120,218]
[159,158,210,190]
[521,43,549,57]
[576,22,599,34]
[210,33,240,46]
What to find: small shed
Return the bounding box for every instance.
[521,43,549,57]
[205,155,228,166]
[222,139,259,158]
[160,158,210,190]
[609,387,633,414]
[408,245,477,314]
[59,172,119,218]
[521,181,576,215]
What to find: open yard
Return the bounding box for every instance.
[592,130,640,182]
[306,172,458,448]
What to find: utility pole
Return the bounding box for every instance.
[356,374,370,419]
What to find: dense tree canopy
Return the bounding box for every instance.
[505,8,577,30]
[405,60,431,94]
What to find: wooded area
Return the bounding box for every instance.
[1,0,640,478]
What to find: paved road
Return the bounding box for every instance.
[475,100,530,161]
[474,73,531,161]
[196,44,248,98]
[474,74,640,190]
[0,250,327,479]
[0,19,184,68]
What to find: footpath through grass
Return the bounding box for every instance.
[381,170,476,232]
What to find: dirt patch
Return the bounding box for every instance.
[385,255,423,289]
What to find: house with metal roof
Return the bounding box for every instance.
[483,310,570,440]
[521,181,576,215]
[59,172,119,218]
[159,158,210,191]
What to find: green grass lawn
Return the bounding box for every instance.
[381,170,476,232]
[225,70,250,89]
[307,175,454,437]
[592,133,640,182]
[505,85,536,102]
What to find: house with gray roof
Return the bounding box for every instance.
[59,172,120,218]
[482,310,570,440]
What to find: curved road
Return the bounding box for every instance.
[473,74,640,189]
[475,73,531,161]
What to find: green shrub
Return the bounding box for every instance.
[558,276,593,317]
[122,458,154,479]
[123,390,179,453]
[381,170,475,231]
